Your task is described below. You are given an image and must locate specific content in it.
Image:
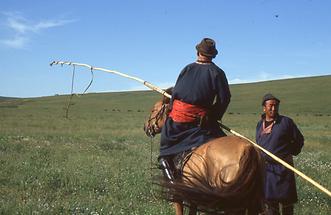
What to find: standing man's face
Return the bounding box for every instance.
[263,99,279,120]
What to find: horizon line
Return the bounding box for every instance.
[1,74,330,99]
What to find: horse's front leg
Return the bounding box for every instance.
[174,202,183,215]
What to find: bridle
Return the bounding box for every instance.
[146,103,168,137]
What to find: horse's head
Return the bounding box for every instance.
[144,88,172,137]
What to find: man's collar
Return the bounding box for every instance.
[261,113,280,123]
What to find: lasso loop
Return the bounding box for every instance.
[62,64,95,119]
[83,67,94,94]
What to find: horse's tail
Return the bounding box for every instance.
[158,144,264,214]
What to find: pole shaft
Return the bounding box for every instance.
[219,124,331,197]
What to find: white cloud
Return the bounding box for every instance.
[0,12,76,48]
[127,81,175,92]
[259,71,271,80]
[33,19,76,32]
[0,35,28,49]
[229,78,249,84]
[229,72,298,85]
[7,15,29,34]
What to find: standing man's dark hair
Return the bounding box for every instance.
[158,38,231,181]
[256,93,304,215]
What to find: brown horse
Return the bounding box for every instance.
[144,92,264,215]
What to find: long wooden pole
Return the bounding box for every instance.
[219,124,331,198]
[50,60,331,198]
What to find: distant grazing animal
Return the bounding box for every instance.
[144,92,264,215]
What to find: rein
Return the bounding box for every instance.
[146,103,168,137]
[148,133,160,201]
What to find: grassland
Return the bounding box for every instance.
[0,75,330,214]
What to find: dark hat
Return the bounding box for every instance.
[196,38,218,58]
[262,93,280,106]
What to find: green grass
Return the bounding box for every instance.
[0,75,330,214]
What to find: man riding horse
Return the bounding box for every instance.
[159,38,231,181]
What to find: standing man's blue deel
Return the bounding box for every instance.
[256,94,304,215]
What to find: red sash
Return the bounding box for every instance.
[169,100,207,123]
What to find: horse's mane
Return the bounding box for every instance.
[156,143,264,214]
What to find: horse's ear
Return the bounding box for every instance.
[163,87,173,104]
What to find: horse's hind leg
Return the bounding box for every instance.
[174,202,197,215]
[174,202,183,215]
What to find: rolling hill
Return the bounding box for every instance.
[0,75,330,214]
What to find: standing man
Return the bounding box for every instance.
[256,93,304,215]
[159,38,231,180]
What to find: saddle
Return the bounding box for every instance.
[160,150,194,180]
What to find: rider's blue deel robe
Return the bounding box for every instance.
[160,62,231,157]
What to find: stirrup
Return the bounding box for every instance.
[159,157,175,183]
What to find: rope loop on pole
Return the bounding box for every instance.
[83,67,94,94]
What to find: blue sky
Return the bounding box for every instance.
[0,0,330,98]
